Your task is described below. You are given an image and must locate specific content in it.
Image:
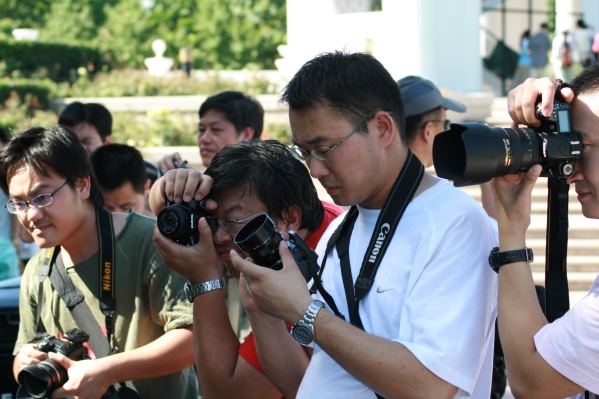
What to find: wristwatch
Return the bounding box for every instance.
[290,300,325,346]
[184,278,226,302]
[488,247,534,273]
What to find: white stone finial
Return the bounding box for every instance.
[151,39,167,58]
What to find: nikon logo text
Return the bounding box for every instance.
[102,261,112,291]
[368,223,390,263]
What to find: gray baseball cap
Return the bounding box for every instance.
[398,75,467,117]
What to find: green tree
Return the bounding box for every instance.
[99,0,153,68]
[0,0,51,38]
[148,0,286,70]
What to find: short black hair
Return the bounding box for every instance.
[405,107,443,145]
[571,61,599,96]
[58,102,113,141]
[205,140,324,232]
[280,51,406,142]
[0,125,104,208]
[90,143,147,193]
[199,91,264,139]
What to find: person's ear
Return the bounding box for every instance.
[420,121,435,145]
[280,205,302,233]
[104,135,112,144]
[143,179,151,198]
[373,112,395,148]
[75,177,91,200]
[238,127,255,142]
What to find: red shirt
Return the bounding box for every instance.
[237,201,343,374]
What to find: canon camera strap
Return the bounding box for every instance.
[36,207,116,358]
[318,151,424,326]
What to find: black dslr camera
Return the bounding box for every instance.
[433,96,583,187]
[17,328,90,399]
[157,197,207,246]
[234,214,320,282]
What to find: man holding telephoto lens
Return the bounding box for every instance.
[149,139,343,399]
[490,68,599,398]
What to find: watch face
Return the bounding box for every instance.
[292,324,313,345]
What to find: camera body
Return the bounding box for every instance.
[234,214,320,282]
[17,328,89,399]
[157,197,206,246]
[433,99,583,187]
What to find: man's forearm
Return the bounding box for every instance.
[99,326,194,383]
[194,289,282,399]
[248,309,310,398]
[313,311,457,399]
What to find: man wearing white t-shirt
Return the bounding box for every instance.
[231,51,499,398]
[493,67,599,398]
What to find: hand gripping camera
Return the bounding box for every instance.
[234,214,320,282]
[17,328,90,399]
[433,98,583,187]
[157,197,207,246]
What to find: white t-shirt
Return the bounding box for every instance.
[535,274,599,398]
[297,178,498,399]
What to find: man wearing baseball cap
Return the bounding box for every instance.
[398,75,466,168]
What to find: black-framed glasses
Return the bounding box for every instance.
[290,114,375,162]
[5,180,69,214]
[423,119,451,130]
[206,210,267,235]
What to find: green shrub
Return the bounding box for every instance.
[53,69,279,98]
[0,78,54,109]
[0,39,106,82]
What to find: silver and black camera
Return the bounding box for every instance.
[17,328,90,399]
[157,197,207,246]
[433,98,583,187]
[234,214,320,282]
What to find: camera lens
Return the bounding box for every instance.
[433,123,541,187]
[18,359,68,398]
[234,214,283,270]
[157,205,193,238]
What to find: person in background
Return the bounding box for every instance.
[572,19,594,68]
[398,75,497,219]
[511,30,533,90]
[90,143,154,217]
[157,91,264,169]
[529,23,552,78]
[58,101,113,155]
[0,127,20,280]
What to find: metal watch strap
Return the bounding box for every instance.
[185,278,226,302]
[488,247,534,273]
[291,300,325,345]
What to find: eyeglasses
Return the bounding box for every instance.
[424,119,451,130]
[5,180,69,214]
[206,210,267,235]
[290,114,375,162]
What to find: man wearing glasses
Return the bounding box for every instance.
[230,52,499,398]
[149,139,342,399]
[1,126,198,398]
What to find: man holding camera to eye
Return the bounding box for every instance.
[149,139,343,399]
[491,67,599,397]
[228,51,498,399]
[1,126,198,399]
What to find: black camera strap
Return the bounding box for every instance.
[316,151,423,399]
[36,207,116,358]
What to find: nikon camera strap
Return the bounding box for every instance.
[317,151,424,399]
[36,207,116,358]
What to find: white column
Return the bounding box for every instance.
[382,0,483,93]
